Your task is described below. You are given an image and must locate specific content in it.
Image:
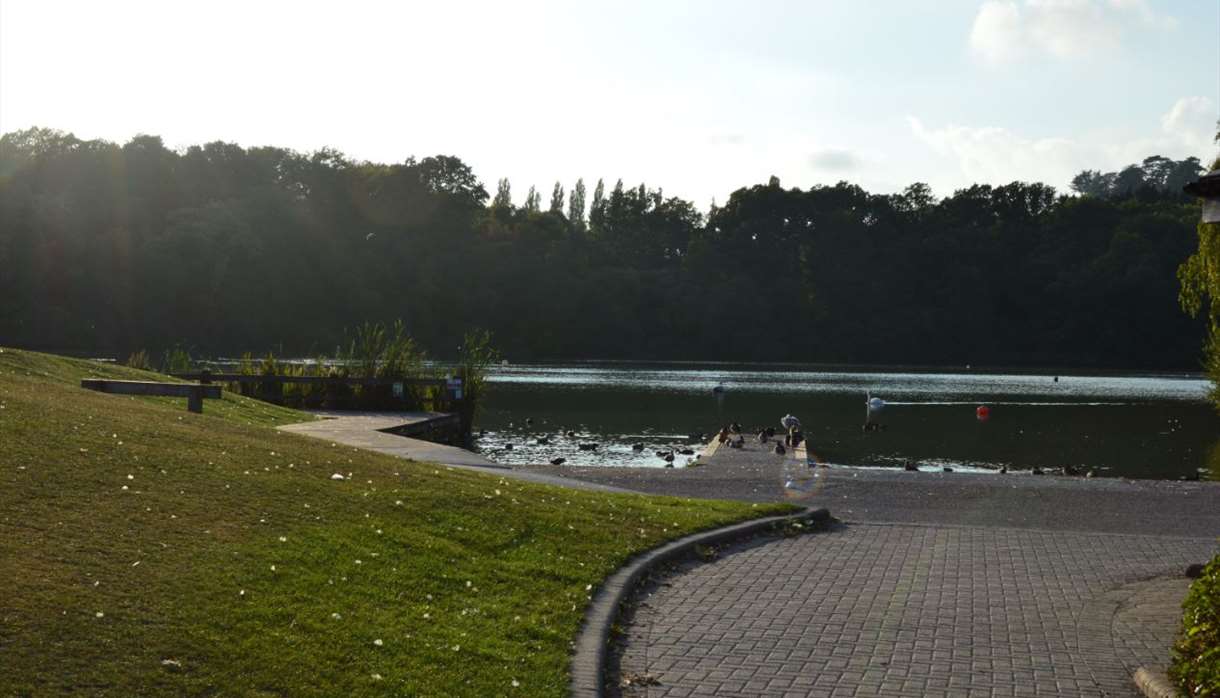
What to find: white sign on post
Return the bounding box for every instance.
[1204,199,1220,224]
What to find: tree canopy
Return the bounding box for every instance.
[0,127,1208,369]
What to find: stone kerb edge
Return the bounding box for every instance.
[1133,667,1178,698]
[568,506,831,697]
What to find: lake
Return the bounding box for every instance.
[470,363,1219,480]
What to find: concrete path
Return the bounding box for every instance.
[277,412,632,493]
[616,523,1214,698]
[523,438,1220,538]
[278,411,502,468]
[526,440,1220,696]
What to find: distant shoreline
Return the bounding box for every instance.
[37,351,1214,379]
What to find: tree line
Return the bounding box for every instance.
[0,127,1210,369]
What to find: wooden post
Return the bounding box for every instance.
[187,386,204,413]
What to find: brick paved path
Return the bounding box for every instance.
[617,523,1215,697]
[1105,577,1194,680]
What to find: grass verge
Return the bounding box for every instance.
[0,348,792,696]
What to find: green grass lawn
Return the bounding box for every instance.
[0,348,792,696]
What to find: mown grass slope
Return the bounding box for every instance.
[0,348,791,696]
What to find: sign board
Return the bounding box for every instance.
[1205,199,1220,224]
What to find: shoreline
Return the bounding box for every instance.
[518,441,1220,538]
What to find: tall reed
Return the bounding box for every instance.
[455,328,500,436]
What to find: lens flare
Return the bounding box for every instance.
[781,447,828,500]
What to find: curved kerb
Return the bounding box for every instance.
[569,506,831,697]
[1133,667,1177,698]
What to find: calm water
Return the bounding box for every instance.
[470,363,1220,479]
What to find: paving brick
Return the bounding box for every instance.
[617,523,1215,697]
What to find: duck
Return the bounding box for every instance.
[678,448,695,456]
[565,430,576,438]
[632,443,645,452]
[578,443,599,451]
[504,444,514,451]
[773,443,786,455]
[663,452,675,463]
[550,457,566,466]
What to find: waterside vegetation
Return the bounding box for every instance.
[125,321,493,420]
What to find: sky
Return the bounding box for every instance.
[1,0,1217,207]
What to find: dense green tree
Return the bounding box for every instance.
[1071,155,1202,201]
[492,178,512,209]
[1070,170,1114,198]
[1179,143,1220,408]
[524,185,540,213]
[0,127,1209,369]
[589,178,605,233]
[568,178,586,229]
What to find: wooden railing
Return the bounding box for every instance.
[82,378,222,413]
[172,372,453,389]
[170,372,464,413]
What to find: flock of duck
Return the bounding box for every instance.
[494,418,702,468]
[716,421,803,456]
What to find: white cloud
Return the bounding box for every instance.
[968,0,1177,64]
[909,96,1217,192]
[908,116,1085,188]
[1161,96,1216,147]
[808,148,862,172]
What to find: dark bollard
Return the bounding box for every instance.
[187,386,204,413]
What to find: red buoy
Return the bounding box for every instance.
[976,405,991,421]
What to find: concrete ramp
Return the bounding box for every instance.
[278,411,634,493]
[278,411,504,469]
